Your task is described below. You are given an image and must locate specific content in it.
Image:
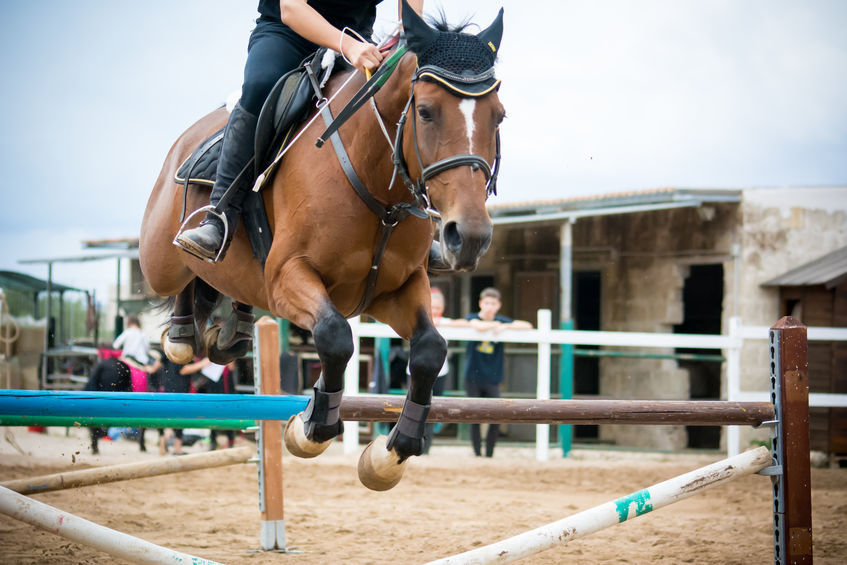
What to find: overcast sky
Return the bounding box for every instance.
[1,0,845,301]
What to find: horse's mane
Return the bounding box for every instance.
[426,9,474,34]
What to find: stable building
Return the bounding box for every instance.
[432,186,847,456]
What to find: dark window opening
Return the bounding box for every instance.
[674,264,723,449]
[574,271,601,440]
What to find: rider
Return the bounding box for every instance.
[177,0,424,261]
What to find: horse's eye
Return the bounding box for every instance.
[418,107,434,122]
[497,112,507,126]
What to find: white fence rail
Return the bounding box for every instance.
[345,312,847,458]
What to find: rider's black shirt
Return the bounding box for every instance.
[258,0,382,34]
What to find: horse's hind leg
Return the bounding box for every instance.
[204,302,255,365]
[284,301,352,458]
[162,281,197,364]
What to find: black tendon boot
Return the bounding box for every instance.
[176,102,258,261]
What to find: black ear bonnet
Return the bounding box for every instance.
[401,1,504,97]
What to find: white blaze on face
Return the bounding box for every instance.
[459,98,476,153]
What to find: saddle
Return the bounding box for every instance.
[174,49,331,265]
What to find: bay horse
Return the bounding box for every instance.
[139,3,505,490]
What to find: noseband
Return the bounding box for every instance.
[392,69,501,218]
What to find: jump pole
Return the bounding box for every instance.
[1,446,253,495]
[0,392,776,426]
[426,446,772,565]
[0,485,224,565]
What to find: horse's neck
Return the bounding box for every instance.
[337,54,417,204]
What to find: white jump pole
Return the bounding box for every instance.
[535,309,551,462]
[0,485,224,565]
[427,446,772,565]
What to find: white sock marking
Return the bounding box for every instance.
[459,99,476,153]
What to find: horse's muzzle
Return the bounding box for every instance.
[440,219,492,271]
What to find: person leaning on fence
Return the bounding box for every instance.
[464,287,532,457]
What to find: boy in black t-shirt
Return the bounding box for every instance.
[464,287,531,457]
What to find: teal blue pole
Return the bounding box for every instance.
[375,337,392,435]
[559,319,574,457]
[277,318,290,354]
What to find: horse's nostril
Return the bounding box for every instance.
[442,221,462,253]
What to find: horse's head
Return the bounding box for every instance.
[398,1,505,271]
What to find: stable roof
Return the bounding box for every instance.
[487,187,741,225]
[0,270,84,294]
[762,246,847,289]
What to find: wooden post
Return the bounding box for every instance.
[770,317,813,564]
[254,317,286,551]
[536,309,551,462]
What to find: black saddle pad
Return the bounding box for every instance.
[174,128,224,186]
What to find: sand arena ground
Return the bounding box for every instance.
[1,426,845,564]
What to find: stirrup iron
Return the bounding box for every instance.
[172,204,230,264]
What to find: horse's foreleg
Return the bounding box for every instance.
[204,302,254,365]
[162,281,197,364]
[269,258,354,458]
[357,273,445,490]
[389,308,445,456]
[284,301,352,457]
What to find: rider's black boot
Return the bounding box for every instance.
[176,102,258,261]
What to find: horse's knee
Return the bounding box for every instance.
[409,325,447,382]
[312,308,353,376]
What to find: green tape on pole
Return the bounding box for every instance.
[0,415,255,430]
[559,319,574,457]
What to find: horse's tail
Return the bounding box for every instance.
[150,295,176,327]
[193,278,222,334]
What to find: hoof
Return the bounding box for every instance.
[203,325,250,365]
[161,328,195,364]
[283,413,333,458]
[357,435,407,491]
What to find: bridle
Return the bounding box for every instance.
[311,45,501,315]
[392,66,501,219]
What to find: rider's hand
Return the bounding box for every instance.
[342,36,384,75]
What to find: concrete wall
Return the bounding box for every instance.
[733,187,847,450]
[572,204,738,449]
